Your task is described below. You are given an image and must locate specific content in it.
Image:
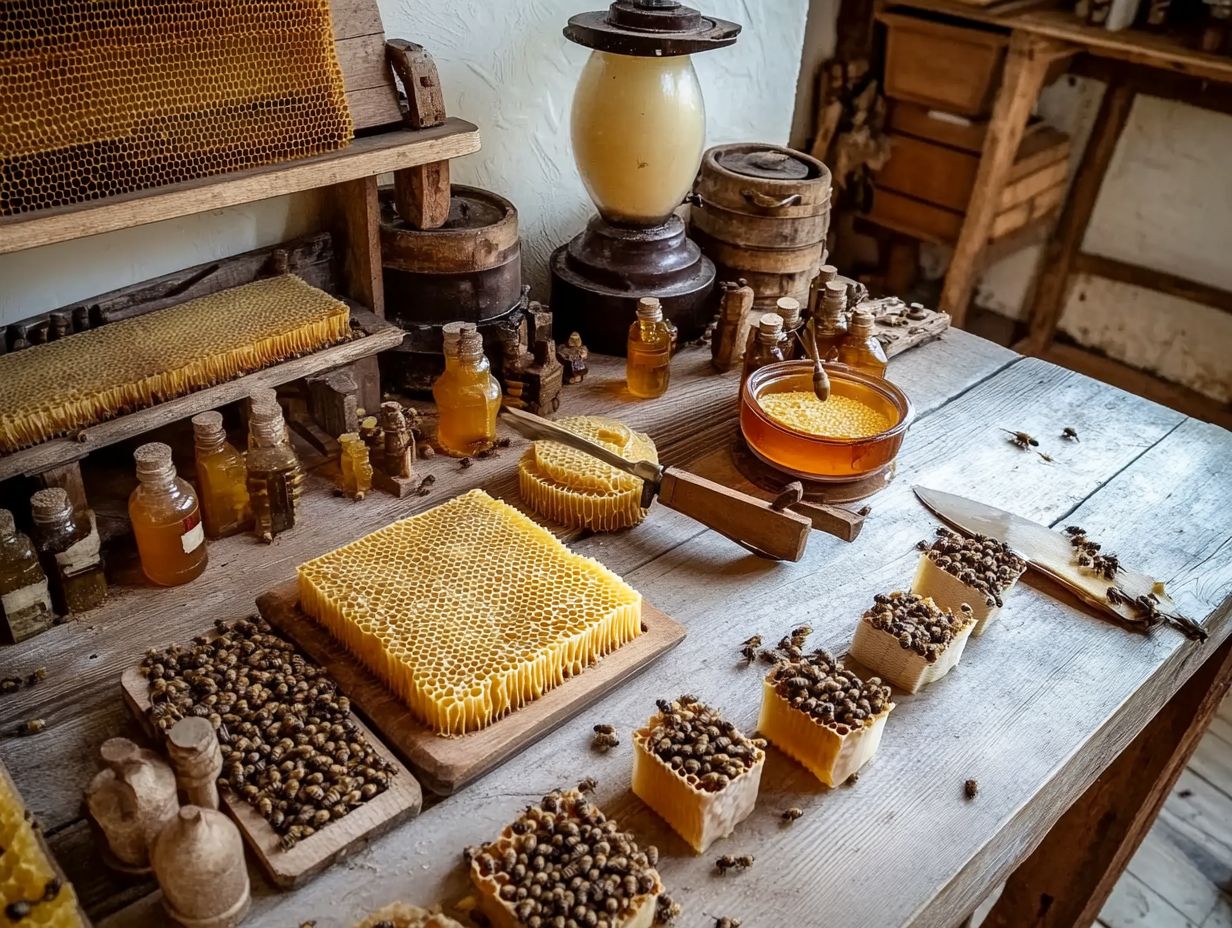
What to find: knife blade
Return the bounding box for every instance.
[500,405,813,562]
[913,486,1205,641]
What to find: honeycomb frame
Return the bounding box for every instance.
[0,276,351,453]
[0,0,352,216]
[297,490,644,735]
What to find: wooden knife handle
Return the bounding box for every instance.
[657,468,812,562]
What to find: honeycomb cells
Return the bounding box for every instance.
[0,0,352,216]
[518,416,659,532]
[0,771,85,926]
[298,490,644,735]
[0,276,350,453]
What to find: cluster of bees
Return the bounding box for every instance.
[469,788,660,928]
[139,617,397,850]
[768,650,892,734]
[739,624,812,666]
[1064,525,1121,580]
[862,592,973,662]
[645,696,764,793]
[919,527,1028,608]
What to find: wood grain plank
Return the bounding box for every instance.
[330,0,384,40]
[1101,872,1198,928]
[1129,817,1231,924]
[0,122,480,255]
[97,359,1232,928]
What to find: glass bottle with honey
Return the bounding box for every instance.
[626,298,672,398]
[191,411,250,539]
[0,508,54,642]
[246,402,303,542]
[776,297,804,360]
[433,322,501,456]
[742,312,787,383]
[129,442,208,587]
[29,488,107,614]
[813,280,850,362]
[837,309,888,377]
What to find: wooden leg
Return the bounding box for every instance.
[940,32,1075,326]
[1022,80,1136,355]
[983,634,1232,928]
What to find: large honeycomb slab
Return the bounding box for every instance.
[0,276,350,453]
[0,0,352,216]
[1,765,85,926]
[298,490,644,735]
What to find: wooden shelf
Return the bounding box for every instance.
[0,307,405,481]
[0,119,480,256]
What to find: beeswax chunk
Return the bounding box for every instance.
[298,490,643,735]
[0,767,85,926]
[848,591,975,694]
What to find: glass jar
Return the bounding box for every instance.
[0,508,54,641]
[432,322,501,456]
[30,487,107,614]
[129,442,208,587]
[626,298,673,399]
[192,411,250,539]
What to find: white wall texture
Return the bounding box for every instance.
[0,0,809,326]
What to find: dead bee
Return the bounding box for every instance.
[715,854,753,875]
[593,723,614,734]
[915,539,929,551]
[0,676,21,695]
[1064,525,1086,536]
[14,718,45,736]
[845,771,860,786]
[475,448,496,459]
[1062,426,1080,442]
[415,475,435,497]
[25,667,47,686]
[5,901,33,921]
[739,634,763,664]
[1037,451,1054,463]
[656,894,682,924]
[759,648,781,665]
[459,457,473,469]
[715,919,742,928]
[780,807,803,823]
[496,437,512,449]
[591,731,620,752]
[964,778,979,799]
[577,776,597,794]
[1001,429,1039,449]
[1091,553,1121,579]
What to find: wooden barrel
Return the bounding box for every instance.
[690,144,831,308]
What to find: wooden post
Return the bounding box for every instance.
[1022,79,1136,355]
[939,32,1076,326]
[330,176,385,412]
[983,634,1232,928]
[386,39,451,230]
[166,717,223,811]
[306,367,360,438]
[34,461,87,513]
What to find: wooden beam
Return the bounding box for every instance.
[940,31,1076,326]
[1022,79,1136,354]
[330,177,386,412]
[983,634,1232,928]
[1072,251,1232,315]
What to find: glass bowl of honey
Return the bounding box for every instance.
[740,361,913,482]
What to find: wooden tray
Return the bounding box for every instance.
[255,579,688,795]
[121,648,423,889]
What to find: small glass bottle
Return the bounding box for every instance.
[776,297,804,360]
[29,487,107,614]
[813,280,850,362]
[0,508,54,642]
[742,312,787,384]
[626,298,673,399]
[192,411,251,539]
[246,403,304,543]
[837,310,889,377]
[129,442,208,587]
[433,322,502,456]
[338,432,374,500]
[806,264,838,319]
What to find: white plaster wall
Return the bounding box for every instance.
[0,0,808,326]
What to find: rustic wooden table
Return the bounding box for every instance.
[2,330,1230,927]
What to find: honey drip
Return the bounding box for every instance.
[626,298,672,399]
[129,443,208,587]
[192,411,250,539]
[432,322,501,457]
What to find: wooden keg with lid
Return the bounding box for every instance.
[689,143,832,309]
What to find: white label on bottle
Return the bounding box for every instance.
[55,515,102,574]
[181,520,205,554]
[1,578,51,616]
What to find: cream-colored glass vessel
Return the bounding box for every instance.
[571,50,706,225]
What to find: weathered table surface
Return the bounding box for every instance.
[2,330,1230,928]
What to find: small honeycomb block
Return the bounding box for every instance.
[470,789,661,928]
[849,591,975,694]
[911,528,1027,636]
[632,697,765,854]
[1,766,85,926]
[517,416,657,532]
[298,490,643,735]
[757,652,894,787]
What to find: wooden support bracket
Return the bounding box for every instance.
[386,39,451,230]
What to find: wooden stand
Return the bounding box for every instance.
[255,579,687,796]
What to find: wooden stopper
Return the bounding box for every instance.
[167,717,223,811]
[86,737,179,872]
[153,806,251,928]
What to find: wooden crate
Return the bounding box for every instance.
[879,11,1009,116]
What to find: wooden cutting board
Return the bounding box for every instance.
[121,647,422,889]
[255,579,688,795]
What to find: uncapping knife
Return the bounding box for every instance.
[500,406,812,562]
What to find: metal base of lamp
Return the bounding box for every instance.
[550,213,715,355]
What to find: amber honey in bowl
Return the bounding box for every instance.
[740,361,913,482]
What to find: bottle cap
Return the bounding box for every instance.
[457,322,483,358]
[850,310,876,335]
[191,411,225,441]
[636,297,664,322]
[758,312,784,336]
[0,508,15,537]
[775,297,801,327]
[248,387,278,410]
[824,280,847,297]
[134,442,177,480]
[30,487,71,523]
[818,264,838,281]
[441,321,465,357]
